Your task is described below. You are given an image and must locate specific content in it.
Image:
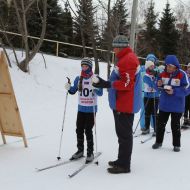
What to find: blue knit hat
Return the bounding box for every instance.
[165,55,180,69]
[81,57,93,68]
[112,34,129,48]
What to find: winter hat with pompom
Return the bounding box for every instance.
[112,33,129,48]
[81,57,93,68]
[145,60,154,70]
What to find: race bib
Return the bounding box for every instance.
[78,78,97,107]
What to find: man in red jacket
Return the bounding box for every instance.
[92,34,142,174]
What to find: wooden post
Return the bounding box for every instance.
[56,42,59,56]
[0,51,27,147]
[0,120,6,144]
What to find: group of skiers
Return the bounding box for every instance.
[64,33,190,174]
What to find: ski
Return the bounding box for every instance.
[181,125,190,130]
[134,130,155,138]
[134,133,142,138]
[68,152,102,178]
[36,157,83,172]
[141,133,155,144]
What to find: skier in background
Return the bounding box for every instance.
[140,54,159,134]
[64,57,103,163]
[152,55,190,152]
[142,57,159,136]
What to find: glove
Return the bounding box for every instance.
[64,83,71,91]
[92,76,111,88]
[91,74,100,84]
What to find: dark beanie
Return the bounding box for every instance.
[81,57,93,68]
[112,34,129,48]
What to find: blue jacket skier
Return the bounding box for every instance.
[64,57,103,163]
[152,55,190,152]
[142,59,159,135]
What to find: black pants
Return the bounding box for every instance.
[156,110,182,147]
[144,97,159,131]
[113,110,134,169]
[76,111,95,153]
[184,94,190,119]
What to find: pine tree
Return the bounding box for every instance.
[101,0,129,50]
[57,3,73,56]
[136,0,159,58]
[73,0,99,56]
[61,3,73,43]
[111,0,129,36]
[144,1,158,53]
[27,0,73,55]
[177,20,190,65]
[158,3,179,58]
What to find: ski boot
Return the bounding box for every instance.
[85,152,94,164]
[173,146,180,152]
[152,142,162,149]
[107,166,130,174]
[70,150,84,160]
[141,128,150,135]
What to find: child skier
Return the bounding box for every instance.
[142,59,159,135]
[140,54,158,133]
[64,57,103,163]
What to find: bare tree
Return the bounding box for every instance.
[174,2,186,23]
[13,0,47,72]
[97,0,113,78]
[0,0,47,72]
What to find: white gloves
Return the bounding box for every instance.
[91,74,100,84]
[64,83,71,91]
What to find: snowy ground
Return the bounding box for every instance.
[1,51,190,190]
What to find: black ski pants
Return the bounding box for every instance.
[156,110,182,147]
[144,97,159,131]
[76,111,95,153]
[113,110,134,170]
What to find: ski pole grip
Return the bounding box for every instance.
[66,77,71,84]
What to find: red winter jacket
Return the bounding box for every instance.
[108,47,141,113]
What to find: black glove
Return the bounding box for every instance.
[92,76,111,88]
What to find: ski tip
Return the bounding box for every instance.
[35,168,40,172]
[95,161,99,165]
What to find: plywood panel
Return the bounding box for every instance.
[0,51,27,147]
[0,53,12,94]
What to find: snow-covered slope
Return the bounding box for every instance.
[1,51,190,190]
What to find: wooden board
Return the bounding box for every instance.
[0,51,27,147]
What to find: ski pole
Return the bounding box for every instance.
[153,91,158,134]
[133,95,150,135]
[92,91,99,165]
[57,77,71,160]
